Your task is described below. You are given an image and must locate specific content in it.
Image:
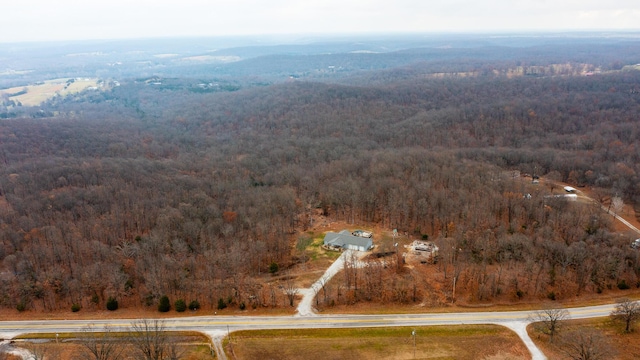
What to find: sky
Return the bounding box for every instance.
[2,0,640,43]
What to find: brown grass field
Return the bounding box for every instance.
[226,326,530,360]
[10,333,215,360]
[0,78,99,106]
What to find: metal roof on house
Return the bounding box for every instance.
[323,230,373,249]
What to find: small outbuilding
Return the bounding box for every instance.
[323,230,373,251]
[564,186,577,193]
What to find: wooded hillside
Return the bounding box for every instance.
[1,42,640,311]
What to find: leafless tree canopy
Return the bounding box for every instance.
[558,329,614,360]
[284,275,300,307]
[20,341,56,360]
[529,305,570,342]
[129,319,182,360]
[610,298,640,333]
[78,324,126,360]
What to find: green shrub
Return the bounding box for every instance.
[239,302,246,310]
[618,280,630,290]
[269,262,279,274]
[124,279,134,291]
[158,295,171,312]
[175,299,186,312]
[547,292,556,301]
[106,297,118,311]
[16,300,26,312]
[217,298,227,310]
[71,303,81,312]
[188,300,201,311]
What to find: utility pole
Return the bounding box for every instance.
[412,330,416,358]
[452,275,457,304]
[228,324,233,354]
[394,242,399,270]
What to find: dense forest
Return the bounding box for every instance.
[1,36,640,312]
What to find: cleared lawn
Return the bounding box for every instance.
[530,317,640,359]
[227,325,530,360]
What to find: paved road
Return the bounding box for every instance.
[0,304,616,336]
[0,302,619,359]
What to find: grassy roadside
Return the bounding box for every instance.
[315,290,640,316]
[13,330,207,340]
[227,325,530,360]
[9,331,215,360]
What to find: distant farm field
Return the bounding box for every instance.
[228,325,530,360]
[0,78,99,106]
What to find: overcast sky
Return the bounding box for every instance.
[2,0,639,43]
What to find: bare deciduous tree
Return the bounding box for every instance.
[129,319,178,360]
[558,329,614,360]
[545,170,562,193]
[165,341,186,360]
[78,324,126,360]
[21,341,56,360]
[317,273,330,304]
[284,276,299,307]
[529,305,570,342]
[610,298,640,333]
[611,196,624,216]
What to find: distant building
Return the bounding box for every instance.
[564,186,577,193]
[323,230,373,251]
